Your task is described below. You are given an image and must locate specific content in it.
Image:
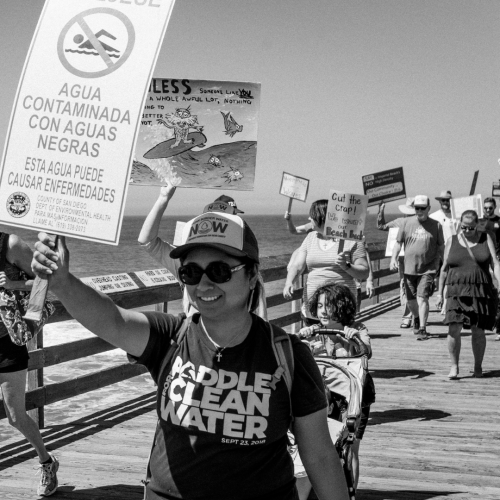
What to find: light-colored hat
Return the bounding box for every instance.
[170,212,259,263]
[435,190,452,201]
[398,197,415,215]
[414,195,430,207]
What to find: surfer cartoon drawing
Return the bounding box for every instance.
[158,107,204,148]
[220,111,243,138]
[207,155,223,167]
[223,166,244,183]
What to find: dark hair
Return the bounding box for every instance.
[484,197,496,207]
[309,199,329,227]
[308,282,357,326]
[461,210,478,223]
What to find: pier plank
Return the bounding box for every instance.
[1,303,499,499]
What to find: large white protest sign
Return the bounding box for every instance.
[279,172,310,202]
[0,0,176,245]
[324,189,368,241]
[450,194,483,220]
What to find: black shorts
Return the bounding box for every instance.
[0,333,29,373]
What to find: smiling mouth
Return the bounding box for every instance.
[198,296,221,302]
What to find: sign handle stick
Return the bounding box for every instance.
[287,197,293,213]
[23,234,58,323]
[338,239,345,254]
[469,170,479,196]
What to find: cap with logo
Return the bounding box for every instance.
[398,197,415,215]
[203,195,244,215]
[413,195,430,207]
[169,212,259,263]
[435,190,452,201]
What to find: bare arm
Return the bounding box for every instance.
[283,247,307,299]
[365,251,375,297]
[390,242,402,271]
[436,237,452,309]
[294,409,349,500]
[32,235,150,357]
[138,183,177,245]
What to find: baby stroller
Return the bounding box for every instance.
[306,328,369,500]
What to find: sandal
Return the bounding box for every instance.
[400,318,412,328]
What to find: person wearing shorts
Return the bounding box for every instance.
[390,195,445,341]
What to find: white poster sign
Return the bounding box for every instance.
[0,0,176,244]
[81,273,139,294]
[135,268,178,287]
[279,172,310,202]
[450,195,483,221]
[324,189,369,241]
[385,227,405,257]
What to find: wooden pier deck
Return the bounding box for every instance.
[1,305,500,499]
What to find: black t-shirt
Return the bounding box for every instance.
[129,313,326,500]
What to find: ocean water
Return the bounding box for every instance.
[0,213,388,278]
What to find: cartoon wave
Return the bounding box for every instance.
[64,49,120,58]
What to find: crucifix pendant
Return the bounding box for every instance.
[216,350,223,362]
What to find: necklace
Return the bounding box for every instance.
[200,318,242,362]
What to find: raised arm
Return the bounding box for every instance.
[138,183,177,245]
[283,246,307,299]
[284,212,312,235]
[32,235,150,357]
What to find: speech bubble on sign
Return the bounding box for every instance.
[324,189,368,241]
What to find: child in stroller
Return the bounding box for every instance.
[294,282,376,499]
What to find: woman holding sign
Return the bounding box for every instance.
[283,200,369,323]
[32,209,349,500]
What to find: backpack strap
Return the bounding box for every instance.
[267,322,294,419]
[157,314,191,381]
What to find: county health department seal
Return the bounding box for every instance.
[6,192,30,218]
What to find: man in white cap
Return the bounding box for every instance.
[377,198,415,328]
[429,190,458,242]
[390,195,445,340]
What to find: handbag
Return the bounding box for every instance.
[0,233,55,346]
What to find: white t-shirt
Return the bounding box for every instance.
[429,209,458,242]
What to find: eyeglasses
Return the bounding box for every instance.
[414,206,428,211]
[460,226,476,233]
[484,206,495,211]
[178,262,246,285]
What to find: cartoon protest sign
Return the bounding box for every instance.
[0,0,176,245]
[131,78,260,191]
[324,189,368,241]
[279,172,310,202]
[362,167,406,207]
[450,194,483,220]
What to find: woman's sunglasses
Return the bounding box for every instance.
[460,226,476,233]
[178,262,246,285]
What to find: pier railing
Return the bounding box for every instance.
[0,244,400,427]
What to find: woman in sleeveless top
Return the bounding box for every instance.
[0,232,59,496]
[436,211,500,379]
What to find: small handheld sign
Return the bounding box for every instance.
[450,194,483,220]
[324,189,368,253]
[362,167,406,207]
[279,172,310,215]
[385,227,405,257]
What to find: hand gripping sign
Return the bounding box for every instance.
[324,189,368,252]
[279,171,310,214]
[0,0,176,320]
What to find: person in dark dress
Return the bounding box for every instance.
[436,211,500,379]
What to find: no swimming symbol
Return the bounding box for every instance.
[57,8,135,79]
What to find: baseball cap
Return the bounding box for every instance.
[398,197,415,215]
[413,195,430,207]
[170,212,259,263]
[212,195,244,214]
[435,190,452,201]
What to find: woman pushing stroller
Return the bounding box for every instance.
[296,282,375,497]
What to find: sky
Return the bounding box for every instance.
[1,0,499,217]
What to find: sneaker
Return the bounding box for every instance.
[413,317,420,334]
[416,328,430,341]
[37,454,59,497]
